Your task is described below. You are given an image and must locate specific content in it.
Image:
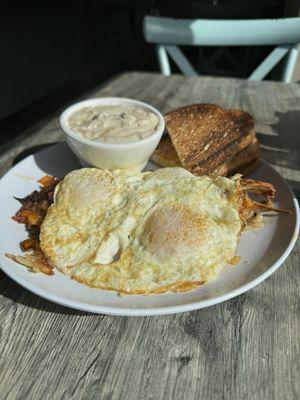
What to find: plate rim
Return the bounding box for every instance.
[0,145,299,316]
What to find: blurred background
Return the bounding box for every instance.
[1,0,299,145]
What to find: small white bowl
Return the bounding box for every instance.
[60,97,165,171]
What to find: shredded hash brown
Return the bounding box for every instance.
[10,175,60,274]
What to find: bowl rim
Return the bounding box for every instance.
[59,97,165,149]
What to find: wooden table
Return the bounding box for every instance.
[0,73,299,400]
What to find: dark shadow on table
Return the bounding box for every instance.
[0,271,92,315]
[256,109,300,201]
[257,109,300,171]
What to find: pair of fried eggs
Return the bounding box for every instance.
[40,167,241,294]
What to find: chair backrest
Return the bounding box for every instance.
[143,16,300,82]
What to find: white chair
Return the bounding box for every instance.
[143,16,300,82]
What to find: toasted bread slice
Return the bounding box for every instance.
[151,135,260,177]
[151,135,181,167]
[165,104,255,171]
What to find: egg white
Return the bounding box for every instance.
[40,168,241,294]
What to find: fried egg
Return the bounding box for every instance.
[40,167,242,294]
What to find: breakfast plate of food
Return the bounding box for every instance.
[0,100,299,316]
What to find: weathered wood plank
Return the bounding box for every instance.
[0,73,299,400]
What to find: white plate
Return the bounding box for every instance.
[0,143,299,316]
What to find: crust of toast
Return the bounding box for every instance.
[151,135,181,167]
[165,104,255,170]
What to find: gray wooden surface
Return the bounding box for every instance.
[0,73,299,400]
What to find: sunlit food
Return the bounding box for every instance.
[7,167,285,295]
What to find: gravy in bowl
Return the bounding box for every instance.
[68,105,159,143]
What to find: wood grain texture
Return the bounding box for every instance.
[0,73,299,400]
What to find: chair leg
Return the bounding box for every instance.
[248,45,290,81]
[282,44,299,83]
[156,45,171,76]
[165,46,198,77]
